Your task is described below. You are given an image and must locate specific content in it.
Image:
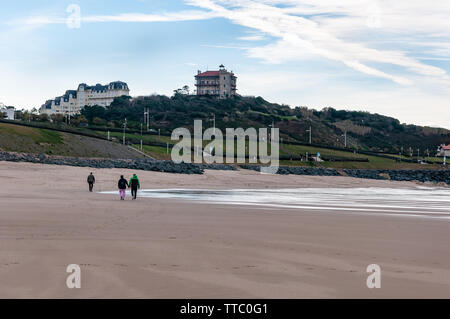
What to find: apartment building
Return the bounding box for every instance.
[40,81,130,115]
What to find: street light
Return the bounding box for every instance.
[268,121,275,141]
[342,131,347,148]
[123,118,127,145]
[306,126,312,144]
[144,108,150,132]
[209,113,216,135]
[140,123,143,151]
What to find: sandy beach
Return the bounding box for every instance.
[0,161,449,298]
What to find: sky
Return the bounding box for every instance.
[1,0,449,128]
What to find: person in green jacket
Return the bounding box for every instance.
[129,174,141,200]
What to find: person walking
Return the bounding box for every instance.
[129,174,140,200]
[87,172,95,192]
[118,175,129,200]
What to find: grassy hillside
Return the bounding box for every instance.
[0,121,444,169]
[74,94,450,154]
[113,131,441,169]
[0,122,143,159]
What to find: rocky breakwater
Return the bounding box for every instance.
[239,164,450,185]
[239,164,341,176]
[0,152,236,174]
[343,169,450,185]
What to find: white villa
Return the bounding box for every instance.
[0,103,15,120]
[39,81,130,116]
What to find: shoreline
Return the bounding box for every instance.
[0,162,449,298]
[0,151,449,186]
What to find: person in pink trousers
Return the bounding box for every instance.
[117,175,129,200]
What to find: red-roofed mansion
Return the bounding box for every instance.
[195,65,237,98]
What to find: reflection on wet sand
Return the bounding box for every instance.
[101,187,450,218]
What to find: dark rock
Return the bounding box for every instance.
[238,164,450,185]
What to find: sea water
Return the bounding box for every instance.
[101,187,450,218]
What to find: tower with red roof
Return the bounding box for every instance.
[195,65,237,98]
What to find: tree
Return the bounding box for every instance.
[14,110,25,121]
[173,85,190,97]
[92,117,105,126]
[38,113,49,122]
[173,88,183,96]
[50,113,65,124]
[78,115,88,124]
[81,105,107,123]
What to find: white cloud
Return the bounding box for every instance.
[12,1,450,86]
[239,69,450,129]
[83,10,218,23]
[10,10,218,29]
[237,29,268,41]
[187,0,450,87]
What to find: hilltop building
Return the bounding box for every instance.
[195,65,237,98]
[0,103,15,120]
[40,81,130,116]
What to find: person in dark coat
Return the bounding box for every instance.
[118,175,129,200]
[87,172,95,192]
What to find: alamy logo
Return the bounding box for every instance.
[366,264,381,289]
[171,120,279,174]
[66,264,81,289]
[366,3,382,29]
[66,4,81,29]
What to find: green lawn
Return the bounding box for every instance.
[95,128,447,169]
[247,110,298,121]
[133,144,172,160]
[105,131,172,144]
[0,123,63,145]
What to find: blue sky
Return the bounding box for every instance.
[1,0,450,128]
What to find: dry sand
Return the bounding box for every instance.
[0,161,449,298]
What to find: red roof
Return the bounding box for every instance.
[196,71,220,77]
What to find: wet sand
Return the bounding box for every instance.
[0,161,449,298]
